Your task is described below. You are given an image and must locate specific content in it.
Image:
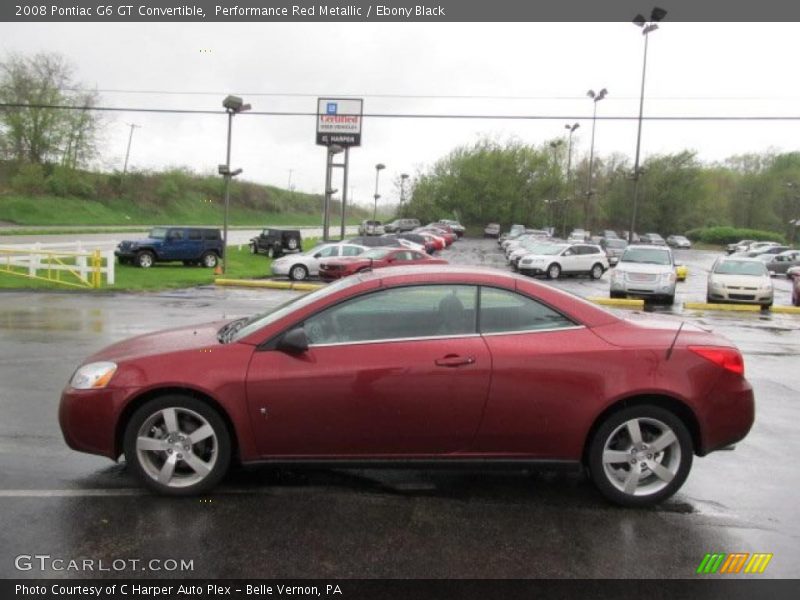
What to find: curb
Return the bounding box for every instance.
[214,278,323,291]
[769,305,800,314]
[683,302,763,312]
[588,297,645,309]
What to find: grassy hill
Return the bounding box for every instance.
[0,162,368,227]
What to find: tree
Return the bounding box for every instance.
[0,52,100,167]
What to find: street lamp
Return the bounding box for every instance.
[373,163,386,221]
[628,7,666,243]
[585,88,607,230]
[563,122,580,235]
[220,95,251,273]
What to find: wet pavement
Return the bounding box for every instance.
[0,238,798,578]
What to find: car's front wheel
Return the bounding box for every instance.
[123,395,231,495]
[289,264,309,281]
[136,251,154,268]
[547,263,562,280]
[588,405,693,507]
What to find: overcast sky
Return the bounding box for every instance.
[2,22,800,208]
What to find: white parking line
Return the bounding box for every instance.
[0,489,145,497]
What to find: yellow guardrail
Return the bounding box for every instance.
[683,302,762,312]
[587,297,645,309]
[214,278,324,291]
[0,248,103,289]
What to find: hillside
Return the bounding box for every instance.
[0,162,369,227]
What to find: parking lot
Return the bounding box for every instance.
[0,237,798,578]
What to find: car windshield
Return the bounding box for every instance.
[714,261,769,276]
[674,236,688,242]
[362,248,392,259]
[621,248,672,265]
[148,227,168,239]
[533,245,569,256]
[228,278,360,343]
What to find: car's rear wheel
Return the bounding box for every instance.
[201,252,218,268]
[136,251,154,268]
[547,263,562,280]
[588,405,693,507]
[289,264,308,281]
[123,395,231,496]
[590,263,604,280]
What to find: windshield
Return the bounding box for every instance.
[148,227,168,239]
[714,260,769,276]
[532,245,568,256]
[621,248,672,265]
[362,248,391,259]
[229,277,360,343]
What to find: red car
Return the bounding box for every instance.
[59,266,754,506]
[318,247,447,281]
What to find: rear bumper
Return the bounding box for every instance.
[698,375,755,455]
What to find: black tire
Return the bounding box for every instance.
[289,264,309,281]
[610,291,625,299]
[706,295,714,304]
[663,295,675,306]
[201,252,218,268]
[249,243,258,255]
[761,302,773,310]
[587,405,693,507]
[136,251,155,269]
[267,245,277,259]
[590,263,604,280]
[547,263,561,280]
[123,395,231,496]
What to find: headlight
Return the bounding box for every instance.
[662,272,676,283]
[70,362,117,389]
[611,270,623,281]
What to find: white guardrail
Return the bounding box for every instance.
[0,241,115,288]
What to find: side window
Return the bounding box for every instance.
[342,246,363,256]
[169,230,184,241]
[479,287,575,334]
[394,251,416,261]
[188,230,202,241]
[304,285,478,345]
[203,230,219,240]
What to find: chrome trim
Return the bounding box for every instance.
[308,325,585,348]
[309,333,483,348]
[480,325,585,338]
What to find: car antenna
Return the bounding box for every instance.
[666,321,685,360]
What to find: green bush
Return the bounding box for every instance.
[46,166,95,198]
[10,163,47,194]
[685,226,786,245]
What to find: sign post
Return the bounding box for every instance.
[316,98,363,241]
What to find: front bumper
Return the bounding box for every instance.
[271,261,290,277]
[59,386,125,460]
[708,289,773,305]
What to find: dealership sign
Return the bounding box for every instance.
[316,98,363,146]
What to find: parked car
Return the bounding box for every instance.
[270,242,367,281]
[788,266,800,306]
[318,247,447,280]
[638,233,667,246]
[417,227,456,246]
[498,224,525,244]
[707,257,773,308]
[384,218,420,233]
[610,245,677,305]
[249,228,302,258]
[741,245,789,258]
[602,230,619,240]
[517,243,608,280]
[601,238,628,266]
[726,239,756,255]
[484,223,501,238]
[116,226,223,268]
[59,265,755,506]
[347,236,403,248]
[666,235,692,249]
[620,231,640,243]
[437,219,466,237]
[358,220,385,236]
[395,233,437,254]
[508,241,554,270]
[757,250,800,276]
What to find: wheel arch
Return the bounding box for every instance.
[581,393,703,465]
[114,386,240,463]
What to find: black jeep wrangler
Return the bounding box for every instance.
[249,228,303,258]
[115,226,224,268]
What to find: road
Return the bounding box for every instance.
[0,238,798,579]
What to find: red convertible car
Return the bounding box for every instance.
[59,266,754,506]
[318,247,447,281]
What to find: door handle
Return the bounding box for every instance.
[435,355,475,367]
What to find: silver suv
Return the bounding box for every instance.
[609,245,677,305]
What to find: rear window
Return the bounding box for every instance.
[188,230,202,240]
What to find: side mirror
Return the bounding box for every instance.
[277,327,309,354]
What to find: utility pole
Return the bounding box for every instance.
[122,123,140,175]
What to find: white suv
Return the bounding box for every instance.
[610,245,677,305]
[518,243,608,279]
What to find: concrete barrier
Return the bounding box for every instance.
[683,302,762,313]
[214,278,323,291]
[587,297,645,309]
[770,305,800,314]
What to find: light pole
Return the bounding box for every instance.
[122,123,140,175]
[564,122,580,235]
[220,95,251,273]
[400,173,409,215]
[549,140,563,232]
[373,163,386,222]
[629,7,667,243]
[585,88,607,230]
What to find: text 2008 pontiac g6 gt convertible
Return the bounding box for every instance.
[59,266,754,506]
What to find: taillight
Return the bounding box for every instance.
[689,346,745,376]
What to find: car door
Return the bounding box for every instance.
[560,246,581,273]
[245,284,491,456]
[309,245,340,274]
[473,286,614,457]
[186,229,203,259]
[161,228,185,260]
